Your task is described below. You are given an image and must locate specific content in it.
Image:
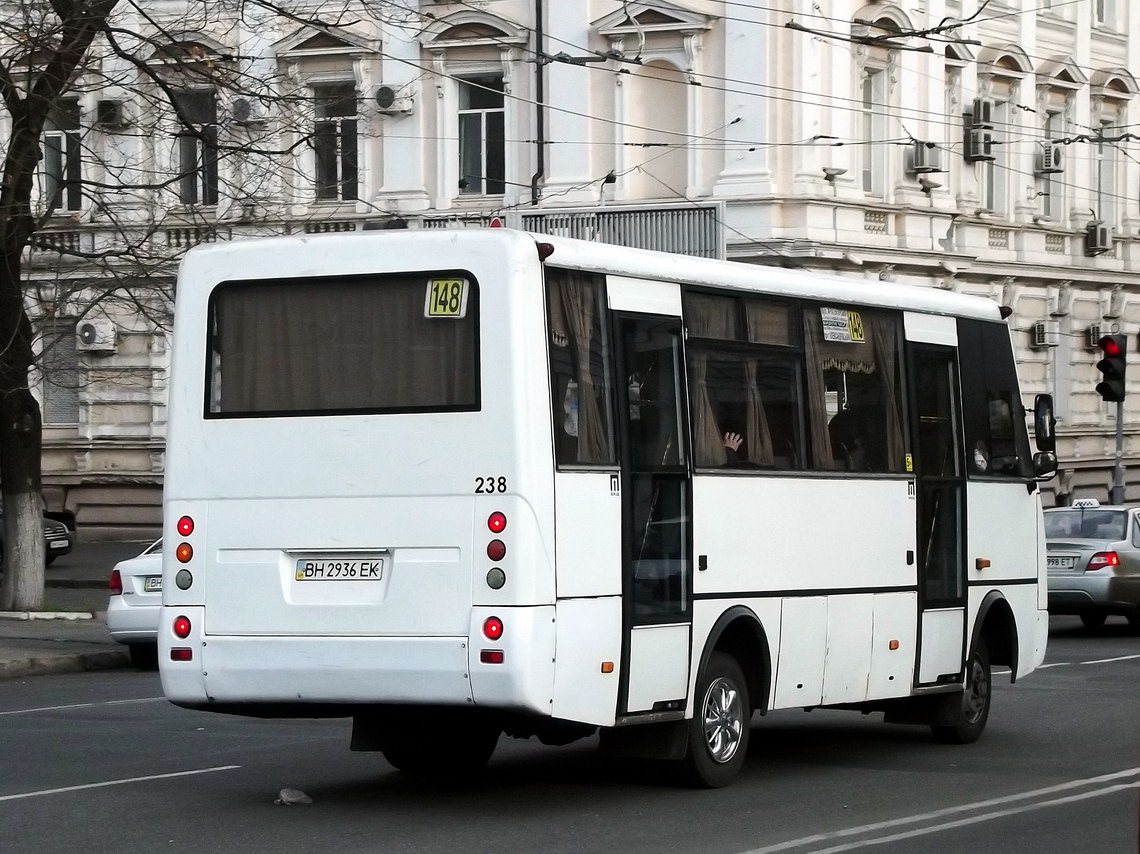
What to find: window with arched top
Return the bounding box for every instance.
[976,47,1033,218]
[1034,57,1087,225]
[421,12,527,206]
[852,15,906,198]
[1090,73,1137,229]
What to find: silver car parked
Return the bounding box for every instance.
[1045,501,1140,631]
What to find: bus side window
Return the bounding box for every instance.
[546,268,616,467]
[957,319,1033,479]
[801,307,906,473]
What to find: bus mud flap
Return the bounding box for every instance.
[599,720,687,761]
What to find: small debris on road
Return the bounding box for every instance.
[275,788,312,805]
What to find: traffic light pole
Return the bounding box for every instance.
[1112,400,1125,505]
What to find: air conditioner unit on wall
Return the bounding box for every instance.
[971,98,995,129]
[96,99,131,130]
[1031,320,1060,349]
[1035,143,1064,175]
[374,85,413,115]
[1086,323,1103,350]
[909,141,942,174]
[1085,221,1113,256]
[75,319,116,353]
[230,97,267,126]
[964,128,995,162]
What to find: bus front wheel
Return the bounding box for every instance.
[680,652,751,788]
[931,640,991,744]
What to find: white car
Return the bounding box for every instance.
[107,540,162,669]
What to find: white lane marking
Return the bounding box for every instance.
[1036,662,1070,669]
[0,697,164,717]
[802,783,1140,854]
[0,766,241,803]
[1081,654,1140,665]
[744,768,1140,854]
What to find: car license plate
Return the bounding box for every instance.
[1047,556,1075,570]
[295,559,384,581]
[143,576,162,592]
[49,540,68,549]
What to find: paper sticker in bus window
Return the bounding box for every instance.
[425,278,469,318]
[820,307,865,343]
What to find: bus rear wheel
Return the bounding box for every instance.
[379,713,500,777]
[931,640,991,744]
[680,652,751,788]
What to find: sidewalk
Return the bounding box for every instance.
[0,540,150,678]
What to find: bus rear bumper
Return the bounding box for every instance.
[159,606,556,716]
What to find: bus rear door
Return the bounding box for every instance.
[609,277,693,715]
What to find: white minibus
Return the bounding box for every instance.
[160,229,1055,787]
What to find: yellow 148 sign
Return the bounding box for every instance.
[425,279,468,317]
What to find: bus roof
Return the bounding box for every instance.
[179,228,1003,322]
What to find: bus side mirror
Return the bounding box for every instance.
[1033,451,1058,479]
[1033,394,1056,453]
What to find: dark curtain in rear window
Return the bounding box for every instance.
[208,274,478,416]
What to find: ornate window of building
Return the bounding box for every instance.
[146,38,232,213]
[458,76,505,196]
[172,90,219,206]
[593,2,716,201]
[1090,71,1137,231]
[422,12,527,208]
[41,99,82,214]
[1034,57,1086,225]
[850,7,912,201]
[1094,0,1120,30]
[945,43,973,210]
[276,27,379,209]
[976,47,1032,220]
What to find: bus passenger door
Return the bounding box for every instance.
[908,339,967,685]
[612,310,693,715]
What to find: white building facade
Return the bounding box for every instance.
[17,0,1140,532]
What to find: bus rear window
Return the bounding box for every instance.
[207,273,479,417]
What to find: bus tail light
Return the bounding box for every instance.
[170,648,193,662]
[177,516,195,537]
[173,615,192,638]
[109,570,122,595]
[487,512,507,533]
[480,650,505,664]
[1086,552,1119,571]
[482,616,504,641]
[176,543,193,563]
[487,539,506,561]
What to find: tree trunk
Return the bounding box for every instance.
[0,387,45,611]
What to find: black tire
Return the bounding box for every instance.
[1079,612,1107,630]
[380,715,499,777]
[128,643,159,671]
[932,640,991,744]
[679,652,751,788]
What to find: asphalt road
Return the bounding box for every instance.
[1,617,1136,854]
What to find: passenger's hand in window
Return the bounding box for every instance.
[723,431,743,465]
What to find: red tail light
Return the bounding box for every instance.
[177,516,195,537]
[170,648,193,662]
[109,570,123,595]
[483,616,504,641]
[1086,552,1120,571]
[173,615,192,638]
[487,512,507,533]
[480,649,505,664]
[487,539,506,561]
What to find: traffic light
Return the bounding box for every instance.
[1095,334,1127,402]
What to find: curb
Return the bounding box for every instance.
[0,611,95,621]
[0,648,131,679]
